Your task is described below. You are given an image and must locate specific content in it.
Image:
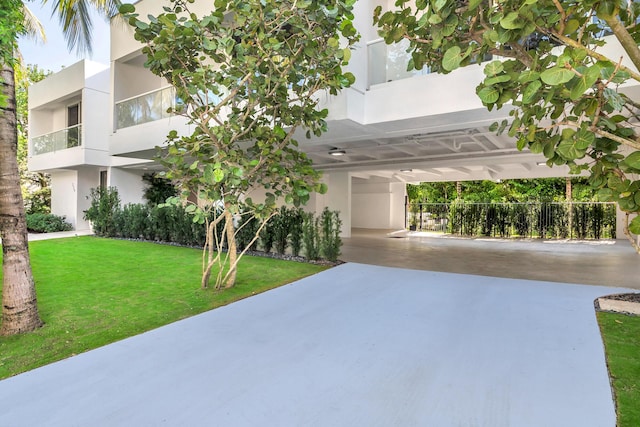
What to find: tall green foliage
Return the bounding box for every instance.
[121,0,359,288]
[375,0,640,250]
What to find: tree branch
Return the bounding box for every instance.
[600,13,640,73]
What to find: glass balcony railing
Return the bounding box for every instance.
[368,38,432,88]
[115,86,177,130]
[367,38,492,88]
[31,124,82,155]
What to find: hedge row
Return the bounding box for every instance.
[409,201,616,239]
[26,213,73,233]
[84,187,342,261]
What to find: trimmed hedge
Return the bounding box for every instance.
[84,187,342,261]
[26,213,73,233]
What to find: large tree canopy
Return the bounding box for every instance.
[121,0,359,288]
[375,0,640,250]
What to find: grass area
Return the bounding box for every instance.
[0,237,326,380]
[598,312,640,427]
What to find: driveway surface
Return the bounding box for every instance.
[0,263,629,426]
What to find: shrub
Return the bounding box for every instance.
[319,208,342,262]
[26,213,73,233]
[272,206,291,255]
[302,212,320,260]
[260,219,275,253]
[142,173,178,207]
[83,187,121,236]
[289,208,304,257]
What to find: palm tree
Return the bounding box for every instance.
[0,0,120,336]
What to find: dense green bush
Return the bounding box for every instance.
[272,206,291,255]
[302,212,320,260]
[319,208,342,262]
[83,187,342,261]
[431,200,615,239]
[84,187,121,236]
[142,173,178,207]
[26,213,73,233]
[289,208,304,257]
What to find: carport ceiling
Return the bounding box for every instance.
[303,124,572,183]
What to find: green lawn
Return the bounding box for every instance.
[598,312,640,427]
[0,237,326,380]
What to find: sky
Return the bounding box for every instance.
[18,2,113,72]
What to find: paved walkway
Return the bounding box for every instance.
[341,229,640,289]
[0,263,629,426]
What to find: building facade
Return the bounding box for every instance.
[28,0,637,237]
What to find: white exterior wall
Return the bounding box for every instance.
[108,168,146,206]
[50,168,100,230]
[352,180,406,230]
[50,171,79,228]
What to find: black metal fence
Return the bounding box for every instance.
[406,202,617,240]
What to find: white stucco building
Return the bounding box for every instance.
[27,0,638,237]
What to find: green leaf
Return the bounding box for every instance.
[213,169,225,182]
[540,67,575,85]
[557,138,587,160]
[522,80,542,103]
[433,0,447,12]
[624,151,640,169]
[570,66,600,100]
[119,3,136,13]
[484,74,511,86]
[500,12,524,30]
[629,216,640,235]
[477,86,500,104]
[442,46,463,71]
[603,88,625,111]
[468,0,482,10]
[574,129,595,149]
[483,61,504,76]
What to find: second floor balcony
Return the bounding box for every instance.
[115,86,177,130]
[31,124,82,156]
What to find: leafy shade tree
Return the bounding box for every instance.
[375,0,640,251]
[407,178,596,204]
[16,64,51,214]
[120,0,358,289]
[0,0,119,336]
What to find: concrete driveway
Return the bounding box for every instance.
[0,263,628,426]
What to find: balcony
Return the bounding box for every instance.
[115,86,177,130]
[31,124,82,155]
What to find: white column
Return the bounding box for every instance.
[325,172,352,238]
[389,182,407,230]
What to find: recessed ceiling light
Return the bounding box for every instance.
[400,169,413,173]
[536,162,547,166]
[329,148,346,156]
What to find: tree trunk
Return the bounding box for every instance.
[223,210,237,288]
[566,177,573,238]
[0,63,43,335]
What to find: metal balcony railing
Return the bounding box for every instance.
[31,124,82,155]
[115,86,177,130]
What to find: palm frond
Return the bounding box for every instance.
[22,6,47,43]
[44,0,122,55]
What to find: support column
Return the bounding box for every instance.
[325,171,352,238]
[389,182,407,230]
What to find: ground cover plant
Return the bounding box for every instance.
[598,312,640,427]
[0,237,326,380]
